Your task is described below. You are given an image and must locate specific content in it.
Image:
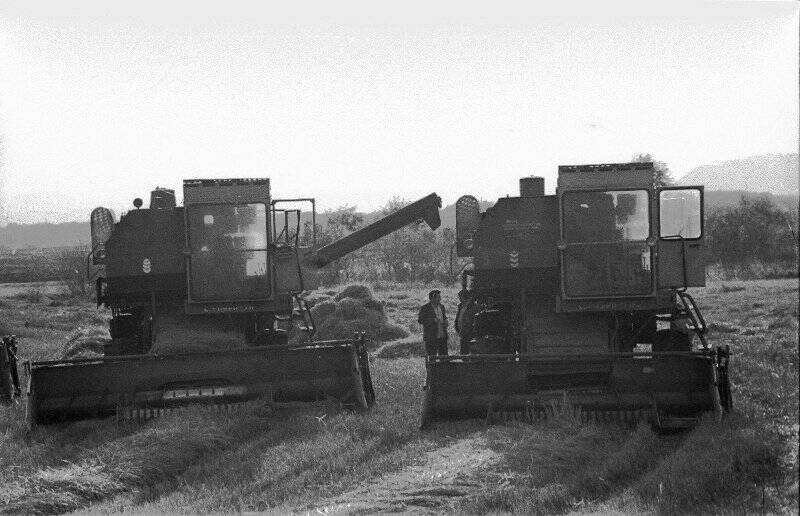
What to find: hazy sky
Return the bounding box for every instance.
[0,1,797,223]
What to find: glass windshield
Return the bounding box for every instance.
[189,204,267,251]
[188,203,268,301]
[660,189,701,239]
[563,190,649,243]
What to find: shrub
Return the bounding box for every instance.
[707,196,798,267]
[53,246,91,297]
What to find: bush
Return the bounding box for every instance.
[707,260,798,281]
[707,196,798,267]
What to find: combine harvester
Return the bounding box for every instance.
[423,162,732,430]
[2,178,441,425]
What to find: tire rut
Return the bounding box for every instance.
[302,433,511,514]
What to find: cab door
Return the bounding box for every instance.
[657,187,705,288]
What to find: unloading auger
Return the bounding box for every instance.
[3,178,441,425]
[423,162,732,431]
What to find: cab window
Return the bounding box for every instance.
[563,190,649,243]
[659,189,701,239]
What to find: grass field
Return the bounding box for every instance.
[0,279,797,514]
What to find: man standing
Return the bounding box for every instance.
[418,289,448,356]
[455,290,477,354]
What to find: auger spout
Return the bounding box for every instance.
[305,193,442,268]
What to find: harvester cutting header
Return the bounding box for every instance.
[15,179,441,424]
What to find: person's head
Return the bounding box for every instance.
[428,289,441,304]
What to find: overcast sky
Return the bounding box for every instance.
[0,1,797,223]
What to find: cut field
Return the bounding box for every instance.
[0,279,797,514]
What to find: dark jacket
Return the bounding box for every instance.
[418,302,448,343]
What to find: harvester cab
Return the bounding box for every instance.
[15,179,442,425]
[424,162,731,430]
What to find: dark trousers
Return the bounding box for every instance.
[425,337,448,356]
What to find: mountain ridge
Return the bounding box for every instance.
[678,153,798,193]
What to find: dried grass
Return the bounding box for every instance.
[0,279,796,514]
[374,338,425,359]
[1,410,243,514]
[61,327,109,359]
[312,285,408,345]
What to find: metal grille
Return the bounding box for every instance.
[456,195,480,257]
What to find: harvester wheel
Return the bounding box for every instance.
[717,346,733,412]
[354,335,375,406]
[419,387,433,430]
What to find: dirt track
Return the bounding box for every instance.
[304,433,511,514]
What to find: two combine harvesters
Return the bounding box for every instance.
[1,162,732,430]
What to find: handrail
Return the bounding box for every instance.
[674,290,708,349]
[85,243,106,282]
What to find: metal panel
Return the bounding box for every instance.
[473,196,559,270]
[557,162,656,190]
[456,195,481,257]
[105,209,185,280]
[657,186,706,288]
[183,178,270,205]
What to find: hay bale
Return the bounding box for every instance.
[302,285,408,346]
[334,284,374,302]
[336,298,370,320]
[333,284,384,313]
[374,322,409,341]
[374,339,425,359]
[309,300,336,321]
[361,297,384,313]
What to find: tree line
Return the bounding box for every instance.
[706,195,798,276]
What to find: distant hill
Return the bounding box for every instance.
[0,222,89,249]
[438,199,495,229]
[678,153,798,193]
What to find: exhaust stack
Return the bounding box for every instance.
[519,176,545,197]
